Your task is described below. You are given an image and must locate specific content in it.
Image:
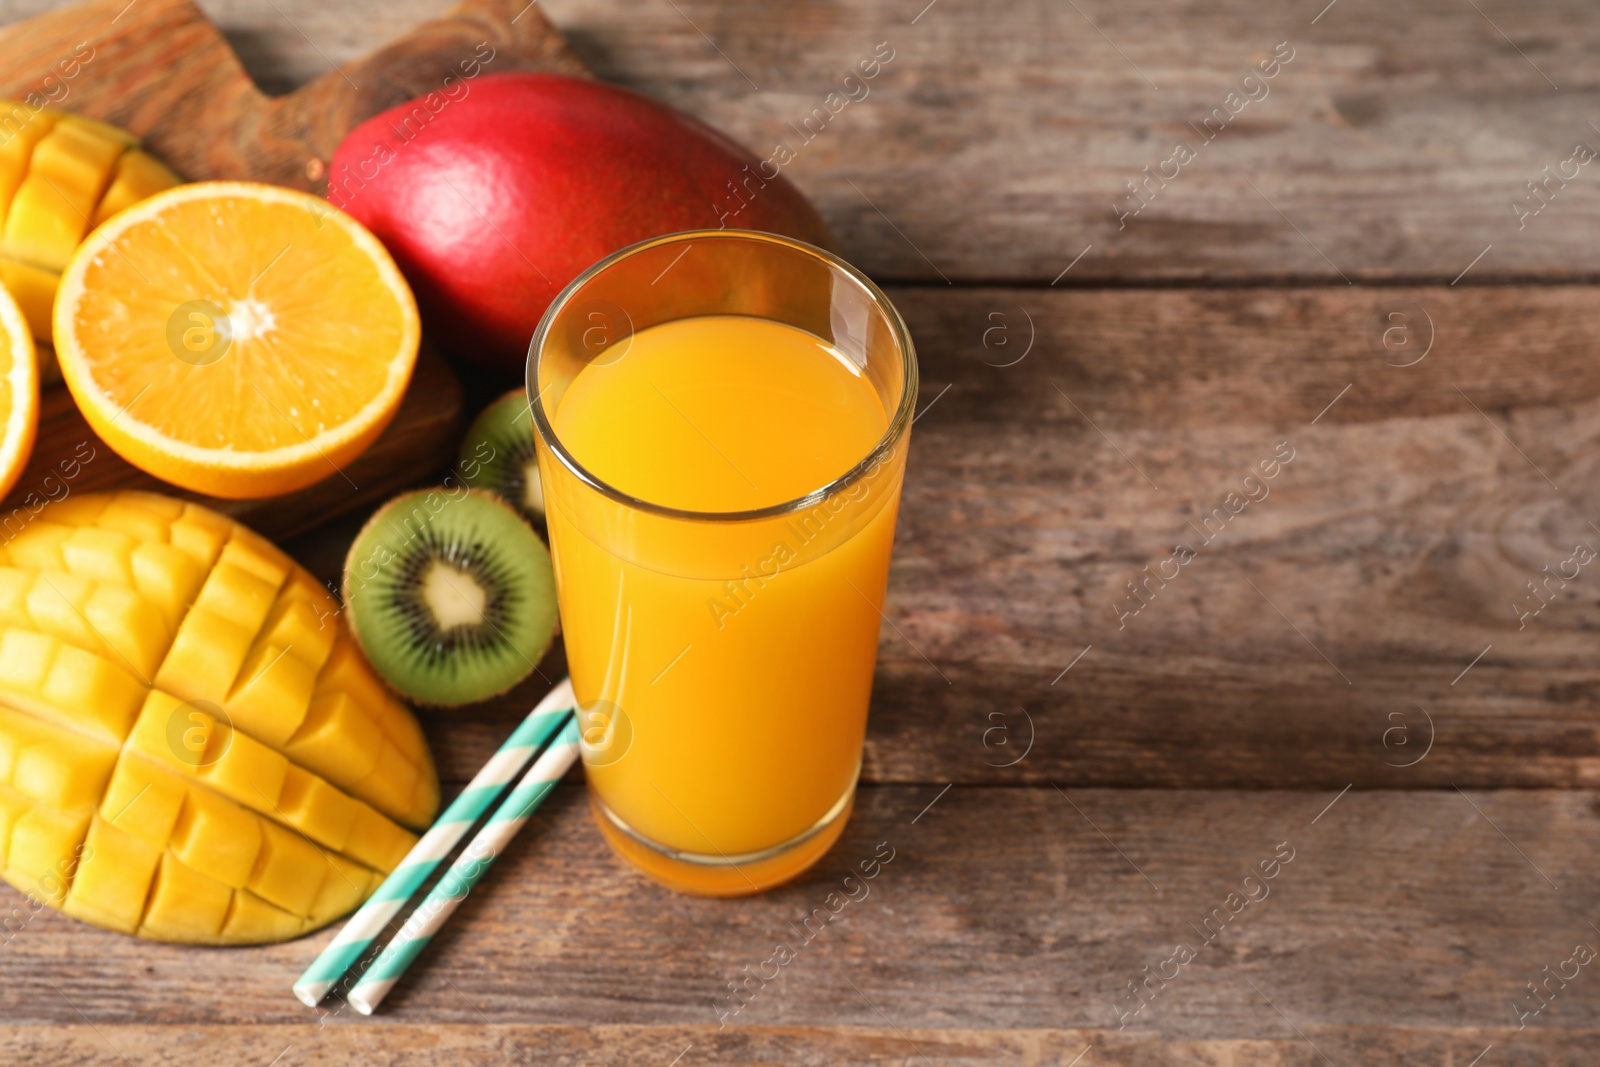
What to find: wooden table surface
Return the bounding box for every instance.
[4,1,1600,1064]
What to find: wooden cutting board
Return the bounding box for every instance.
[0,0,587,540]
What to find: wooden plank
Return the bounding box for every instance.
[170,0,475,95]
[534,0,1600,284]
[301,284,1600,790]
[5,1025,1597,1067]
[1,785,1595,1047]
[865,283,1600,788]
[15,0,1591,285]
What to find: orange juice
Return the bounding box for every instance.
[540,313,907,894]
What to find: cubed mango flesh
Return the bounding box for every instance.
[0,492,437,944]
[0,102,180,346]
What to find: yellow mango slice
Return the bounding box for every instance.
[5,802,87,899]
[129,541,204,630]
[5,521,70,571]
[0,102,179,348]
[166,778,260,888]
[221,890,306,943]
[62,526,137,584]
[287,691,383,782]
[96,493,178,540]
[248,819,328,916]
[99,757,185,850]
[0,255,56,353]
[0,705,118,809]
[4,172,93,271]
[308,853,377,923]
[92,149,180,226]
[141,853,232,940]
[0,107,57,220]
[0,784,29,868]
[62,816,160,933]
[29,121,123,207]
[229,643,317,748]
[155,608,256,705]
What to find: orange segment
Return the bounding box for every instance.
[0,284,38,501]
[52,181,420,498]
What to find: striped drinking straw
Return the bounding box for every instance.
[345,714,584,1014]
[292,678,575,1007]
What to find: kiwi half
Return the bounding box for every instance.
[460,389,544,523]
[343,488,557,707]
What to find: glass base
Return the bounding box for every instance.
[589,781,856,897]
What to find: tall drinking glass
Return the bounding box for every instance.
[529,230,916,895]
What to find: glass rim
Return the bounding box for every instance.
[527,228,919,524]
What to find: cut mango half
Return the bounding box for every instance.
[0,103,181,372]
[0,490,438,944]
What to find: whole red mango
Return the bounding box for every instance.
[328,73,833,374]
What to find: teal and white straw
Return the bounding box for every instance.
[346,714,583,1015]
[293,678,575,1008]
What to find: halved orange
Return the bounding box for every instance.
[0,283,39,499]
[53,181,420,499]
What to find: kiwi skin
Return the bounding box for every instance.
[459,389,544,524]
[342,487,557,707]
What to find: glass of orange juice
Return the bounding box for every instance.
[528,230,917,896]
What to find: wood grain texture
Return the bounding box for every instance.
[8,0,1599,285]
[7,1026,1598,1067]
[865,284,1600,789]
[540,0,1600,285]
[866,283,1600,789]
[1,786,1596,1049]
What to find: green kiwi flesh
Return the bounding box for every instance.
[460,389,544,523]
[343,488,557,706]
